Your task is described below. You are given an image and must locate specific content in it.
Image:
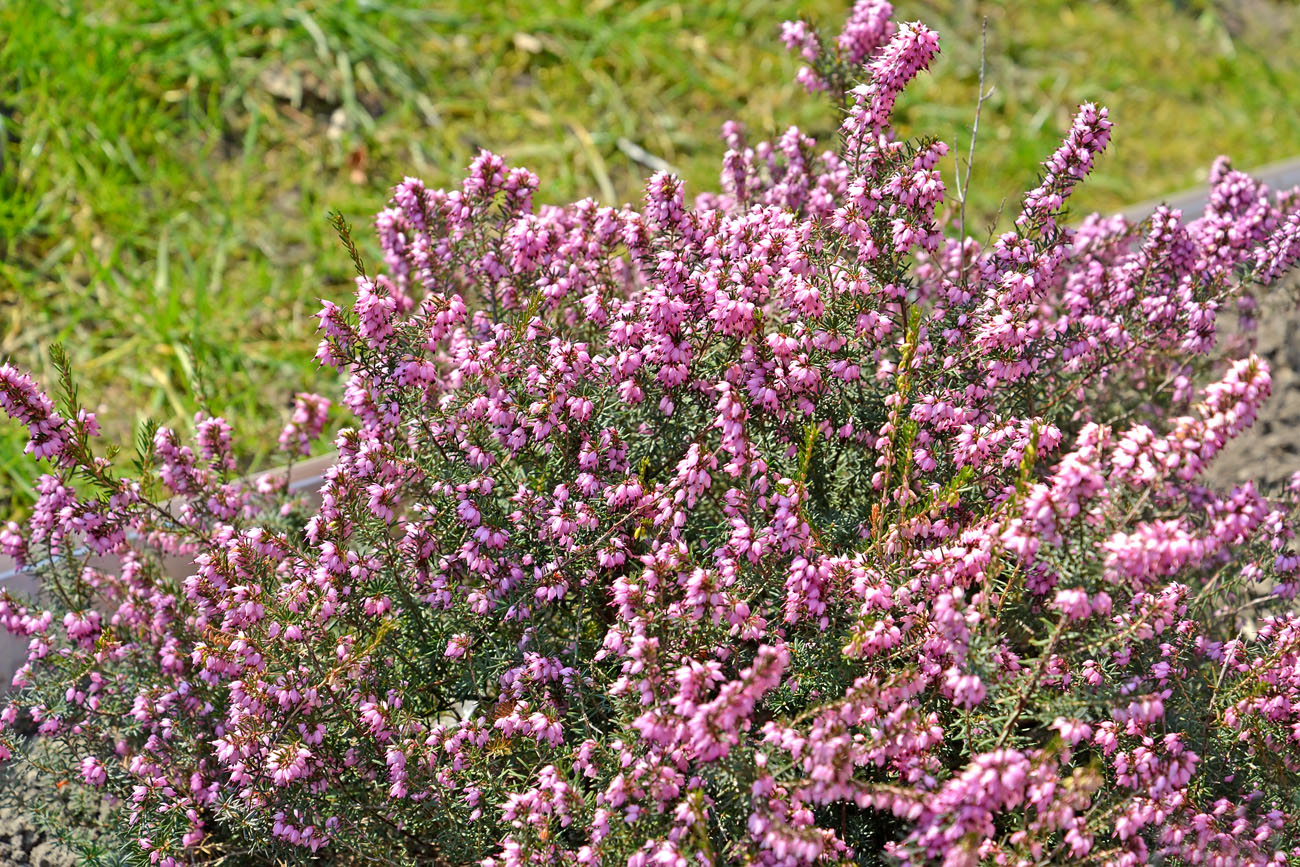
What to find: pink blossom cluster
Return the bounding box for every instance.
[0,363,73,463]
[278,392,332,456]
[783,1,896,94]
[1,5,1300,866]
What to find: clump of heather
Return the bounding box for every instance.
[4,7,1300,866]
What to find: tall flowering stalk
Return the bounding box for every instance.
[2,7,1300,866]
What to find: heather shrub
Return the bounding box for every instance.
[4,4,1300,865]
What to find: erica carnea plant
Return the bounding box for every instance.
[3,3,1300,865]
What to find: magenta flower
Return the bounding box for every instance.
[0,3,1297,865]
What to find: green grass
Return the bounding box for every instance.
[1,0,1299,515]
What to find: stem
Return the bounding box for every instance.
[956,20,993,289]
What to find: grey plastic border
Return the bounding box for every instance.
[1117,156,1300,223]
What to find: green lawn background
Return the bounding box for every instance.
[2,0,1299,514]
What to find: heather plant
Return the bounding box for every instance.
[4,4,1300,866]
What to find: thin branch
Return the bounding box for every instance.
[956,19,994,286]
[330,210,368,280]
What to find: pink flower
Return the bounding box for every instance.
[80,756,107,787]
[445,634,471,659]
